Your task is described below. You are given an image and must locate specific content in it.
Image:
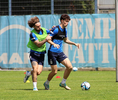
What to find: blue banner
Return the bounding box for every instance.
[0,14,115,68]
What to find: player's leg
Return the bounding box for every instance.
[24,70,32,83]
[59,57,73,90]
[31,61,39,91]
[61,58,73,79]
[37,54,44,76]
[37,65,43,75]
[44,51,58,90]
[24,52,34,83]
[32,53,44,91]
[31,64,43,91]
[44,65,58,90]
[48,65,58,81]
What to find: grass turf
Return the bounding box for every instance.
[0,70,117,100]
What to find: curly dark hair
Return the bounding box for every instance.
[60,14,71,21]
[28,16,40,28]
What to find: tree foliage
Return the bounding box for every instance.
[0,0,95,15]
[54,0,94,14]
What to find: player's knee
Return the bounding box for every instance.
[33,68,37,72]
[54,71,57,75]
[70,67,73,71]
[67,66,73,71]
[53,71,57,75]
[52,70,57,75]
[37,72,42,75]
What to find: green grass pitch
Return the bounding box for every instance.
[0,70,118,100]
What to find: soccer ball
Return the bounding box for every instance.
[81,81,90,90]
[73,67,78,71]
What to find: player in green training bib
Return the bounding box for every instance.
[23,16,52,91]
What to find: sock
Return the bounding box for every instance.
[33,82,37,89]
[45,79,50,85]
[27,71,31,76]
[61,78,66,84]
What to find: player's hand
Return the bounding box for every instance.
[75,44,80,49]
[46,35,52,41]
[53,44,60,49]
[52,25,56,29]
[49,25,56,31]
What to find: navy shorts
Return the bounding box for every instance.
[29,52,45,65]
[48,50,67,65]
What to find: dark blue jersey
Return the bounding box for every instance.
[49,25,67,53]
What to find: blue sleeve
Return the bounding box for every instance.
[49,28,58,37]
[46,29,51,34]
[30,32,38,42]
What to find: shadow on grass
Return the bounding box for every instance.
[10,88,46,91]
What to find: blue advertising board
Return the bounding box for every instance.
[0,14,115,68]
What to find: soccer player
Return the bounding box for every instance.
[44,14,79,90]
[23,16,52,91]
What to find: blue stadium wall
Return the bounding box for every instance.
[0,14,115,68]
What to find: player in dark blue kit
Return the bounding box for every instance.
[44,14,80,90]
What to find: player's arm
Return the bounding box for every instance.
[64,38,79,49]
[47,39,60,49]
[33,36,48,48]
[31,33,52,48]
[46,29,59,48]
[47,28,60,48]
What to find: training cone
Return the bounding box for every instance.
[24,72,26,74]
[26,80,30,83]
[56,76,61,78]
